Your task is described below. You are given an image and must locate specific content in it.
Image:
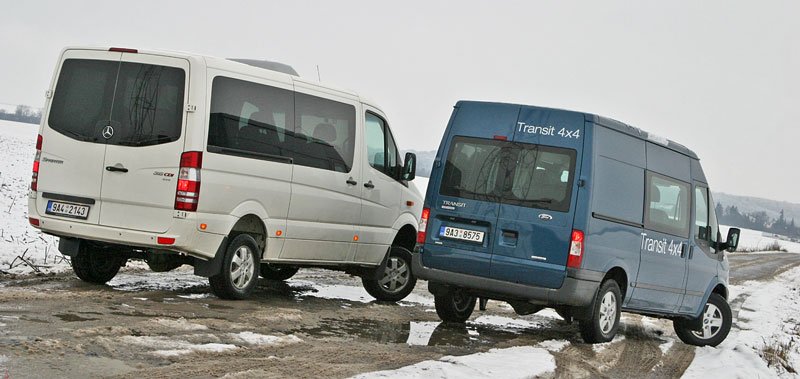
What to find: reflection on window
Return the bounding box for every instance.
[365,113,401,179]
[646,172,690,237]
[208,76,355,173]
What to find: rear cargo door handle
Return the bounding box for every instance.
[105,165,128,173]
[364,181,375,189]
[346,177,357,186]
[501,229,518,247]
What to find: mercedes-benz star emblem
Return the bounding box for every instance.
[102,125,114,139]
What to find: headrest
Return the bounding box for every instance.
[313,123,337,143]
[650,185,661,202]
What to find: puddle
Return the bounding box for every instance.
[290,318,541,347]
[54,313,98,322]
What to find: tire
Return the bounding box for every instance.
[579,280,622,343]
[362,246,417,302]
[673,293,732,347]
[434,288,477,323]
[71,244,124,284]
[209,234,261,300]
[259,264,299,281]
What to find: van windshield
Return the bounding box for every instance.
[440,136,576,212]
[49,59,185,147]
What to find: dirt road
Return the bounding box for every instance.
[0,252,797,378]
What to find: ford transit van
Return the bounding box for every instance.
[28,46,422,301]
[413,101,740,346]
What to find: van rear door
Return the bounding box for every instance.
[98,53,189,233]
[422,103,519,278]
[489,108,584,289]
[38,49,188,233]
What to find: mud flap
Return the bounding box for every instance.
[58,237,82,257]
[193,236,228,277]
[368,246,393,281]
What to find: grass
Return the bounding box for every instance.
[761,336,797,373]
[736,240,788,253]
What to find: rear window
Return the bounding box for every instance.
[49,59,185,147]
[440,136,577,212]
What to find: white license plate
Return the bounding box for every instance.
[46,201,90,220]
[439,226,485,243]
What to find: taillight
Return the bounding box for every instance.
[109,47,138,53]
[567,229,585,268]
[175,151,202,211]
[31,134,42,191]
[417,207,430,244]
[29,218,40,227]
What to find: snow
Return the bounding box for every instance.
[722,225,800,253]
[229,332,302,346]
[119,335,238,357]
[351,346,556,379]
[684,265,800,378]
[0,119,61,274]
[471,315,546,331]
[153,317,208,331]
[292,280,435,307]
[406,321,441,346]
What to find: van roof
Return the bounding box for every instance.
[62,46,364,102]
[455,100,699,159]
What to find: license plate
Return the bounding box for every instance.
[46,201,90,220]
[439,226,485,243]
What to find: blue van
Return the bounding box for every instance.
[413,101,740,346]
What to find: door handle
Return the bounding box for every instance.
[105,166,128,173]
[364,181,375,189]
[346,177,357,186]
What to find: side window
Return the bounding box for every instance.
[208,76,294,159]
[645,172,690,237]
[294,93,356,172]
[708,192,720,244]
[365,112,401,179]
[694,186,710,241]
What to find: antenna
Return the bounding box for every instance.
[316,65,321,82]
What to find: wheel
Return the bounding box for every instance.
[71,244,124,284]
[259,264,299,281]
[434,288,477,323]
[209,234,260,300]
[579,280,622,343]
[362,246,417,302]
[673,293,732,347]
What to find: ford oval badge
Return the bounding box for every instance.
[538,213,553,221]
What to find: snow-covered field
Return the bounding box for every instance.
[0,120,59,274]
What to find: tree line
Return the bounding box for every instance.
[716,203,799,239]
[0,105,42,125]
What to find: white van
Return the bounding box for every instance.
[28,46,423,301]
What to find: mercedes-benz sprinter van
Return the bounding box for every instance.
[28,46,422,301]
[413,101,740,346]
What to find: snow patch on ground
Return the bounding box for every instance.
[471,315,545,331]
[108,266,208,292]
[153,317,208,331]
[721,225,800,253]
[538,339,570,352]
[591,335,626,353]
[684,265,800,378]
[292,280,434,307]
[229,332,302,346]
[351,346,556,378]
[119,335,237,357]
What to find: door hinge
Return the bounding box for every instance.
[45,90,53,99]
[185,104,197,112]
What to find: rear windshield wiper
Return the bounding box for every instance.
[116,136,173,146]
[54,128,98,142]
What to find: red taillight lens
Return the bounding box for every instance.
[417,207,430,244]
[29,218,40,227]
[567,229,585,268]
[31,134,42,191]
[157,237,175,245]
[175,152,202,212]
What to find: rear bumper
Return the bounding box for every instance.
[29,197,224,260]
[412,250,600,307]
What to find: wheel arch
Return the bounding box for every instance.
[602,266,629,300]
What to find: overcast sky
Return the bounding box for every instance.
[1,1,797,203]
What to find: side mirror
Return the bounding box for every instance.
[724,228,740,252]
[402,152,416,181]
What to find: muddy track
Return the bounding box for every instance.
[0,253,798,378]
